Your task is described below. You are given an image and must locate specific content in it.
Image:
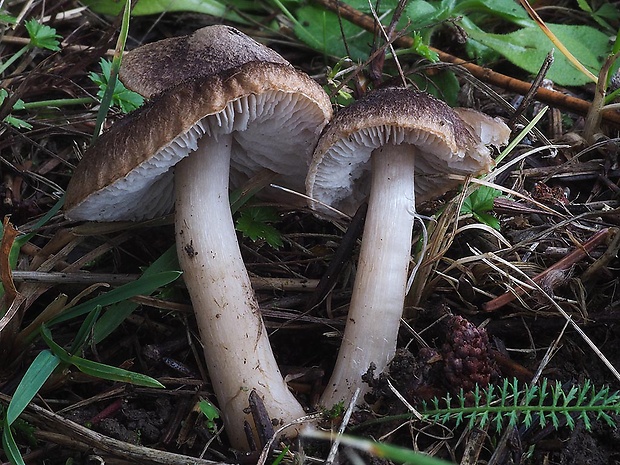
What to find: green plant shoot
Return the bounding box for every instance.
[198,399,221,434]
[0,19,60,75]
[89,59,144,113]
[461,186,502,230]
[235,206,284,249]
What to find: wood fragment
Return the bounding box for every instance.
[482,228,611,312]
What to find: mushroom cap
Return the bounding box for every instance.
[453,107,512,148]
[65,61,332,221]
[306,87,502,217]
[120,25,289,99]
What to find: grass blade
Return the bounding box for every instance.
[48,271,181,325]
[2,425,26,465]
[6,350,60,424]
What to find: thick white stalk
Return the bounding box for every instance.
[320,144,417,408]
[175,133,305,449]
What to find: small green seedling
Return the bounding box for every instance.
[322,401,345,420]
[0,19,61,75]
[461,185,502,230]
[235,206,284,249]
[0,89,31,129]
[198,399,221,434]
[89,59,144,113]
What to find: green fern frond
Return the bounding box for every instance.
[420,378,620,432]
[368,378,620,434]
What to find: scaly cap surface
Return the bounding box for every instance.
[307,87,501,216]
[66,61,332,221]
[119,25,289,98]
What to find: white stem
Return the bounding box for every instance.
[320,144,417,408]
[175,133,305,450]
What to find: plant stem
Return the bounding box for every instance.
[21,97,95,109]
[0,45,29,75]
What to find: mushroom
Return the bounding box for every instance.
[65,29,332,449]
[119,25,290,99]
[306,87,509,408]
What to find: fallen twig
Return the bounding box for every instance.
[482,228,611,312]
[0,392,229,465]
[311,0,620,126]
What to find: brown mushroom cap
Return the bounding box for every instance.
[306,87,498,217]
[65,61,332,221]
[119,25,289,98]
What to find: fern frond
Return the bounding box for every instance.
[357,378,620,434]
[418,378,620,432]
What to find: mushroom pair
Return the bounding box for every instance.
[306,87,510,408]
[65,26,332,449]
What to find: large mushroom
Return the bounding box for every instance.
[119,25,290,99]
[306,87,509,408]
[65,28,332,449]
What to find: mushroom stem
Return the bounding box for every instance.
[319,144,417,408]
[175,134,306,449]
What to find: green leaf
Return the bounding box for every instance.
[293,5,372,59]
[81,0,248,23]
[236,206,283,248]
[6,350,60,425]
[408,31,439,62]
[405,0,452,30]
[0,13,17,26]
[198,399,221,433]
[0,89,32,129]
[461,185,501,229]
[472,212,500,230]
[289,0,404,59]
[2,425,26,465]
[92,245,181,344]
[24,18,61,51]
[462,21,612,86]
[89,59,144,113]
[48,271,182,325]
[452,0,530,26]
[3,114,32,129]
[409,68,460,106]
[41,325,164,388]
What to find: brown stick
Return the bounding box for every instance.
[482,228,611,312]
[311,0,620,126]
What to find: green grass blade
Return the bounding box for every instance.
[141,244,180,277]
[303,430,454,465]
[93,246,181,343]
[6,350,60,425]
[48,271,181,325]
[41,325,163,388]
[91,0,131,141]
[2,424,26,465]
[69,306,101,354]
[92,300,138,344]
[71,357,164,388]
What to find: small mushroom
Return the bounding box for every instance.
[66,28,332,449]
[306,87,509,407]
